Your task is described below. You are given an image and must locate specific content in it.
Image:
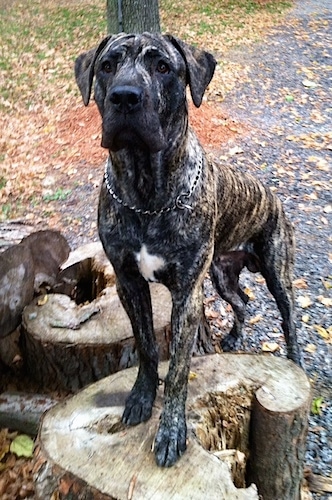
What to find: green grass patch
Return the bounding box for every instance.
[0,176,7,189]
[1,204,12,220]
[0,0,106,110]
[43,188,72,202]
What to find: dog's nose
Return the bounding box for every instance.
[109,86,143,113]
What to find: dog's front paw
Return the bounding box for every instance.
[122,388,155,426]
[154,414,187,467]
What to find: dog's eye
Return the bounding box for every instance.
[101,61,112,73]
[156,61,170,74]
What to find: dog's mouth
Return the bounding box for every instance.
[101,114,167,153]
[101,127,165,153]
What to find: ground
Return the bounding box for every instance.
[0,0,331,498]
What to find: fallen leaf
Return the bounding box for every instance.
[189,371,198,380]
[313,325,331,341]
[321,278,332,290]
[293,278,308,289]
[249,314,263,325]
[302,314,310,323]
[262,342,280,353]
[317,296,332,307]
[311,397,324,416]
[10,435,34,458]
[304,344,317,353]
[302,79,317,88]
[244,287,255,300]
[229,146,244,155]
[297,295,313,308]
[37,294,48,306]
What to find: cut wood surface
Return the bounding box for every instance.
[34,354,311,500]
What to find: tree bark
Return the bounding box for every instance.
[107,0,160,34]
[33,354,310,499]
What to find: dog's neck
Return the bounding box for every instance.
[106,117,202,213]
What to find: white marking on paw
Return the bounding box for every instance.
[135,244,165,282]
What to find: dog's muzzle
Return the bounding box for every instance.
[101,83,166,152]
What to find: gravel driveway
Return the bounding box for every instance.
[213,0,331,494]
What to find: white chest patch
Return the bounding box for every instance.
[135,244,165,282]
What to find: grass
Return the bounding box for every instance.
[0,0,292,112]
[43,188,72,202]
[0,0,107,111]
[161,0,292,43]
[0,0,293,220]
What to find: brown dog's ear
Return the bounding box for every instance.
[166,35,216,108]
[75,36,112,106]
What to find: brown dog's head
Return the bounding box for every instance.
[75,33,216,153]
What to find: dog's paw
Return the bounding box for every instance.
[122,389,155,426]
[154,414,187,467]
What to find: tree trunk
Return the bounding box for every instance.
[107,0,160,34]
[33,354,311,500]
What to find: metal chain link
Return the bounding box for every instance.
[104,156,202,216]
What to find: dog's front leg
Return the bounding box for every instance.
[154,281,203,467]
[115,266,159,426]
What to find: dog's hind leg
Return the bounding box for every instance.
[210,260,247,351]
[254,221,302,367]
[114,264,159,426]
[210,262,246,352]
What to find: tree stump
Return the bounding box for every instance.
[34,354,311,500]
[22,285,171,392]
[21,242,214,392]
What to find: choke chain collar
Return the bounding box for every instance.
[104,155,202,216]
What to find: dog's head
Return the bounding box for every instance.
[75,33,216,152]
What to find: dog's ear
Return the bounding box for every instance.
[75,36,112,106]
[166,35,216,108]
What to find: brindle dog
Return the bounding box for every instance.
[75,33,302,467]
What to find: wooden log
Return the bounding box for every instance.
[33,354,310,499]
[0,392,57,435]
[247,383,311,500]
[56,241,116,300]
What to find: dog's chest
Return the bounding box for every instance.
[135,244,165,282]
